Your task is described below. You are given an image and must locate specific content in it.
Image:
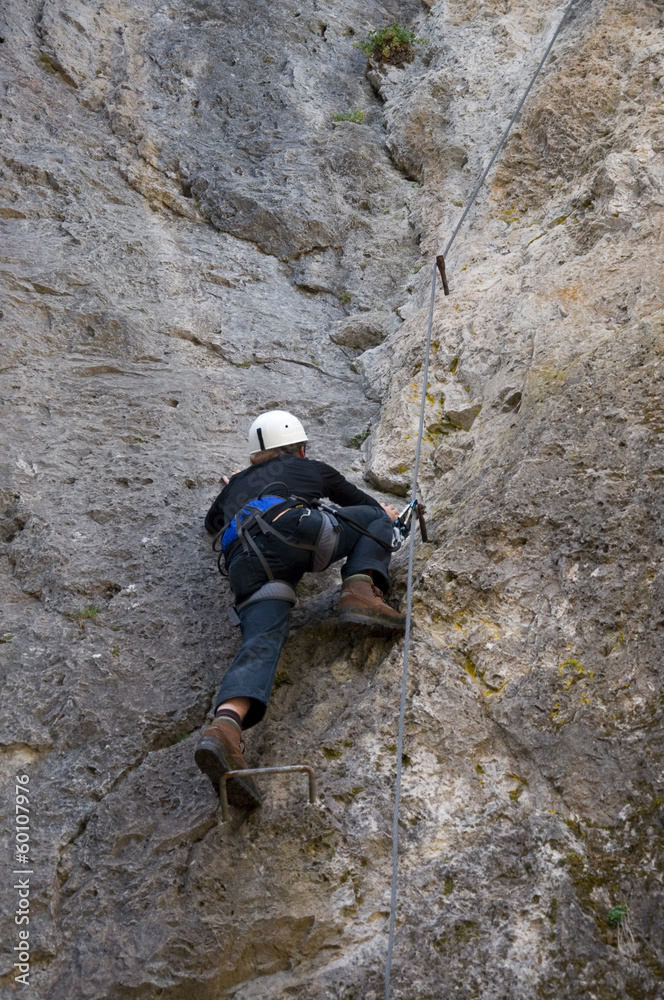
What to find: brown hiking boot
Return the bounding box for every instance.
[338,574,406,629]
[195,717,262,809]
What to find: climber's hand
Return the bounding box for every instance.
[222,469,242,485]
[380,502,399,523]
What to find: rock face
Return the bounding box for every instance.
[1,0,663,998]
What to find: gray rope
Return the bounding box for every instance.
[384,1,579,996]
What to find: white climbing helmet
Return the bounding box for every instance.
[247,410,309,454]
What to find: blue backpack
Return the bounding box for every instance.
[221,496,286,551]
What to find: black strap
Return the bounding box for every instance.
[243,527,275,581]
[257,481,290,500]
[253,512,318,553]
[310,500,397,554]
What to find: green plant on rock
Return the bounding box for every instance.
[331,108,365,124]
[607,904,629,927]
[70,605,100,621]
[359,24,423,67]
[39,52,56,72]
[347,428,370,449]
[273,667,293,688]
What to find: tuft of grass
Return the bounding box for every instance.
[358,24,423,66]
[347,428,370,449]
[1,633,13,644]
[111,646,120,658]
[68,606,100,634]
[331,107,365,124]
[70,605,100,622]
[338,290,351,305]
[273,667,293,688]
[39,52,56,73]
[607,904,629,927]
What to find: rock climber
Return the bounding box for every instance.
[195,409,404,807]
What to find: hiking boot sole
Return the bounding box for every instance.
[195,737,263,809]
[338,609,406,630]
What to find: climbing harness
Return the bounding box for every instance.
[384,1,581,996]
[216,492,429,626]
[228,581,298,625]
[213,492,341,623]
[218,495,286,552]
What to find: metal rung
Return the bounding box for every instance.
[219,765,316,822]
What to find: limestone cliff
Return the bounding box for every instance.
[1,1,663,998]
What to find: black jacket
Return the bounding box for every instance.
[205,454,382,535]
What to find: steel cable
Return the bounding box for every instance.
[384,1,580,995]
